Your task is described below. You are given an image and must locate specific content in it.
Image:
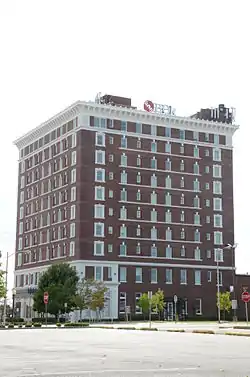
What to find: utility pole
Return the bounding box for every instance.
[217,260,221,324]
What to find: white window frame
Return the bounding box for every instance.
[214,231,223,245]
[213,165,222,178]
[120,266,127,282]
[95,186,105,201]
[95,266,102,281]
[180,269,187,285]
[214,248,224,262]
[95,150,105,165]
[135,267,142,283]
[214,214,223,228]
[213,198,222,211]
[151,268,157,283]
[94,222,104,237]
[69,241,75,256]
[95,168,105,182]
[95,132,105,147]
[71,186,76,201]
[71,168,76,183]
[195,298,202,315]
[70,223,75,238]
[71,151,77,166]
[213,148,221,161]
[213,181,222,195]
[166,268,172,284]
[195,270,201,285]
[94,204,105,219]
[94,241,104,256]
[70,205,76,219]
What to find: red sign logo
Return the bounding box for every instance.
[144,100,154,113]
[44,291,49,305]
[241,291,250,303]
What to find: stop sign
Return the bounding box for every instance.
[43,291,49,304]
[241,291,250,303]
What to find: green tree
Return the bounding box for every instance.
[138,293,150,319]
[89,281,108,321]
[152,289,165,320]
[217,291,232,320]
[0,265,6,299]
[74,278,97,320]
[33,263,79,319]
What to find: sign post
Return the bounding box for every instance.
[148,291,152,328]
[174,295,178,323]
[43,292,49,327]
[241,291,250,325]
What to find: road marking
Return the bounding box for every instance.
[19,367,199,376]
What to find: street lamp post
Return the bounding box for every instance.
[0,250,30,326]
[12,287,16,318]
[224,243,238,322]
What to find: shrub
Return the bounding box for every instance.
[8,323,15,328]
[56,323,62,327]
[93,326,114,329]
[192,330,214,334]
[64,322,89,328]
[225,332,250,337]
[117,326,136,330]
[139,327,158,331]
[167,329,185,333]
[18,324,23,328]
[32,317,57,324]
[32,322,42,327]
[25,323,32,328]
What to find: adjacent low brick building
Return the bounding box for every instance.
[13,94,239,320]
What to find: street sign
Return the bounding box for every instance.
[43,291,49,304]
[174,295,178,303]
[241,291,250,303]
[232,300,237,310]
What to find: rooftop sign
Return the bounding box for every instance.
[144,100,176,116]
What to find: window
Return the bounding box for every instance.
[95,168,105,182]
[193,195,200,208]
[137,155,141,166]
[214,214,223,227]
[166,269,172,284]
[120,206,127,220]
[109,154,114,162]
[108,244,113,253]
[136,225,141,236]
[120,188,127,201]
[215,248,223,262]
[205,149,209,156]
[71,169,76,183]
[94,204,105,219]
[108,226,113,234]
[194,212,200,225]
[18,237,23,250]
[109,190,113,198]
[119,292,126,313]
[120,267,127,282]
[165,127,171,137]
[214,134,219,145]
[151,227,157,240]
[206,216,211,224]
[205,199,210,207]
[214,231,223,245]
[165,193,171,206]
[193,179,200,192]
[180,194,185,205]
[95,186,104,201]
[205,133,209,142]
[193,162,199,175]
[180,210,184,222]
[195,298,202,315]
[213,198,222,211]
[94,241,104,256]
[165,175,171,188]
[194,145,199,158]
[165,158,171,170]
[151,191,157,205]
[136,190,141,201]
[71,151,77,166]
[165,210,171,223]
[180,130,185,140]
[151,141,157,152]
[96,133,105,146]
[151,209,157,222]
[194,247,201,260]
[180,245,185,257]
[137,173,141,184]
[108,208,113,216]
[136,243,141,254]
[194,229,200,242]
[206,233,211,240]
[151,125,157,136]
[137,139,141,148]
[121,171,127,184]
[121,136,127,148]
[151,174,157,187]
[20,176,25,188]
[109,136,114,145]
[213,181,222,194]
[205,166,210,174]
[95,150,105,165]
[213,148,221,161]
[20,191,24,204]
[151,157,157,169]
[207,271,212,282]
[207,249,211,259]
[136,207,141,218]
[136,122,142,133]
[151,244,157,257]
[135,293,142,313]
[70,223,75,238]
[94,222,104,237]
[136,267,142,283]
[151,268,157,283]
[180,144,184,154]
[213,165,222,178]
[120,224,127,238]
[70,205,76,219]
[121,120,127,132]
[165,142,171,153]
[19,222,23,235]
[95,266,102,281]
[180,269,187,284]
[180,177,184,188]
[121,153,127,167]
[109,172,114,180]
[166,227,172,241]
[180,228,185,239]
[165,245,172,258]
[193,131,199,141]
[120,242,126,256]
[205,183,210,190]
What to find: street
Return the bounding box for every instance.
[1,328,250,376]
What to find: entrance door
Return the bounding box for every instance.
[166,302,174,321]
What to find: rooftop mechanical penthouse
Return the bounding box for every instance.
[13,94,238,320]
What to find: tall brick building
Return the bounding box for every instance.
[13,94,238,320]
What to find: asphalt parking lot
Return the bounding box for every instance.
[1,328,250,377]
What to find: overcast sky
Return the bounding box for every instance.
[0,0,249,295]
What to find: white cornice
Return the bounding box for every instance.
[13,100,239,150]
